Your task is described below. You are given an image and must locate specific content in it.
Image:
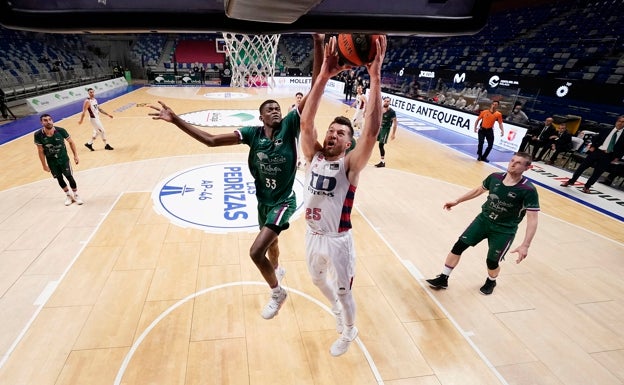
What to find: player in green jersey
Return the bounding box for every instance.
[426,152,540,295]
[34,114,84,206]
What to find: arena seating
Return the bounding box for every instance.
[1,0,623,127]
[0,27,112,102]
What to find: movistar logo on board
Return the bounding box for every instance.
[180,110,258,127]
[152,163,304,233]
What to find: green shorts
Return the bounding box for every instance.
[459,215,516,262]
[257,193,297,233]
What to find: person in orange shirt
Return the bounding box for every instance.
[474,100,504,162]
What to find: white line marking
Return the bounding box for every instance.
[357,208,510,385]
[113,281,384,385]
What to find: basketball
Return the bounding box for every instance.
[336,34,382,66]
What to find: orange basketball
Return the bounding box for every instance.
[336,34,382,66]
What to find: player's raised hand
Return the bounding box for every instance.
[149,101,175,122]
[366,35,387,75]
[322,36,349,77]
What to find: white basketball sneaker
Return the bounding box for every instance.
[261,287,287,320]
[64,195,73,206]
[330,326,358,357]
[73,194,84,205]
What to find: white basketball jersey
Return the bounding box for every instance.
[355,94,365,110]
[87,98,100,119]
[304,152,356,234]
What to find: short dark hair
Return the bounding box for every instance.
[331,116,354,138]
[515,151,532,165]
[259,99,280,114]
[87,87,94,92]
[40,113,51,121]
[295,92,303,97]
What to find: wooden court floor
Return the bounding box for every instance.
[0,86,623,385]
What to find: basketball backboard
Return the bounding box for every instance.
[0,0,493,36]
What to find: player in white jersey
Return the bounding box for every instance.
[300,35,386,357]
[79,88,114,151]
[350,85,367,133]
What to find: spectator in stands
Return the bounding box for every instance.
[34,114,84,206]
[531,118,557,161]
[561,115,624,193]
[506,101,530,125]
[455,96,467,110]
[408,79,420,98]
[474,100,504,162]
[539,123,573,165]
[519,117,553,153]
[445,94,456,106]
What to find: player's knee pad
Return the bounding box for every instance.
[486,258,500,270]
[451,239,469,255]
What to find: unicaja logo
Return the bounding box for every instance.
[488,75,500,88]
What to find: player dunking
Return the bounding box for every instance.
[300,35,386,356]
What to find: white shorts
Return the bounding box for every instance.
[305,229,355,292]
[353,109,364,125]
[90,118,106,138]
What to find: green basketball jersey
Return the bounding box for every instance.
[479,172,540,231]
[33,126,70,165]
[380,107,396,133]
[238,109,300,205]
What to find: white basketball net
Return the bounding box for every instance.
[221,33,281,88]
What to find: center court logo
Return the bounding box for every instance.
[152,163,305,233]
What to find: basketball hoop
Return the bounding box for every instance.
[221,33,281,88]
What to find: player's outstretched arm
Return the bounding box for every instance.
[443,185,487,210]
[298,33,326,115]
[300,36,347,162]
[346,35,387,176]
[149,101,240,147]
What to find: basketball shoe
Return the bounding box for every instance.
[426,274,448,289]
[64,195,73,206]
[479,278,497,295]
[84,143,94,151]
[261,287,287,319]
[330,326,358,357]
[73,194,84,205]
